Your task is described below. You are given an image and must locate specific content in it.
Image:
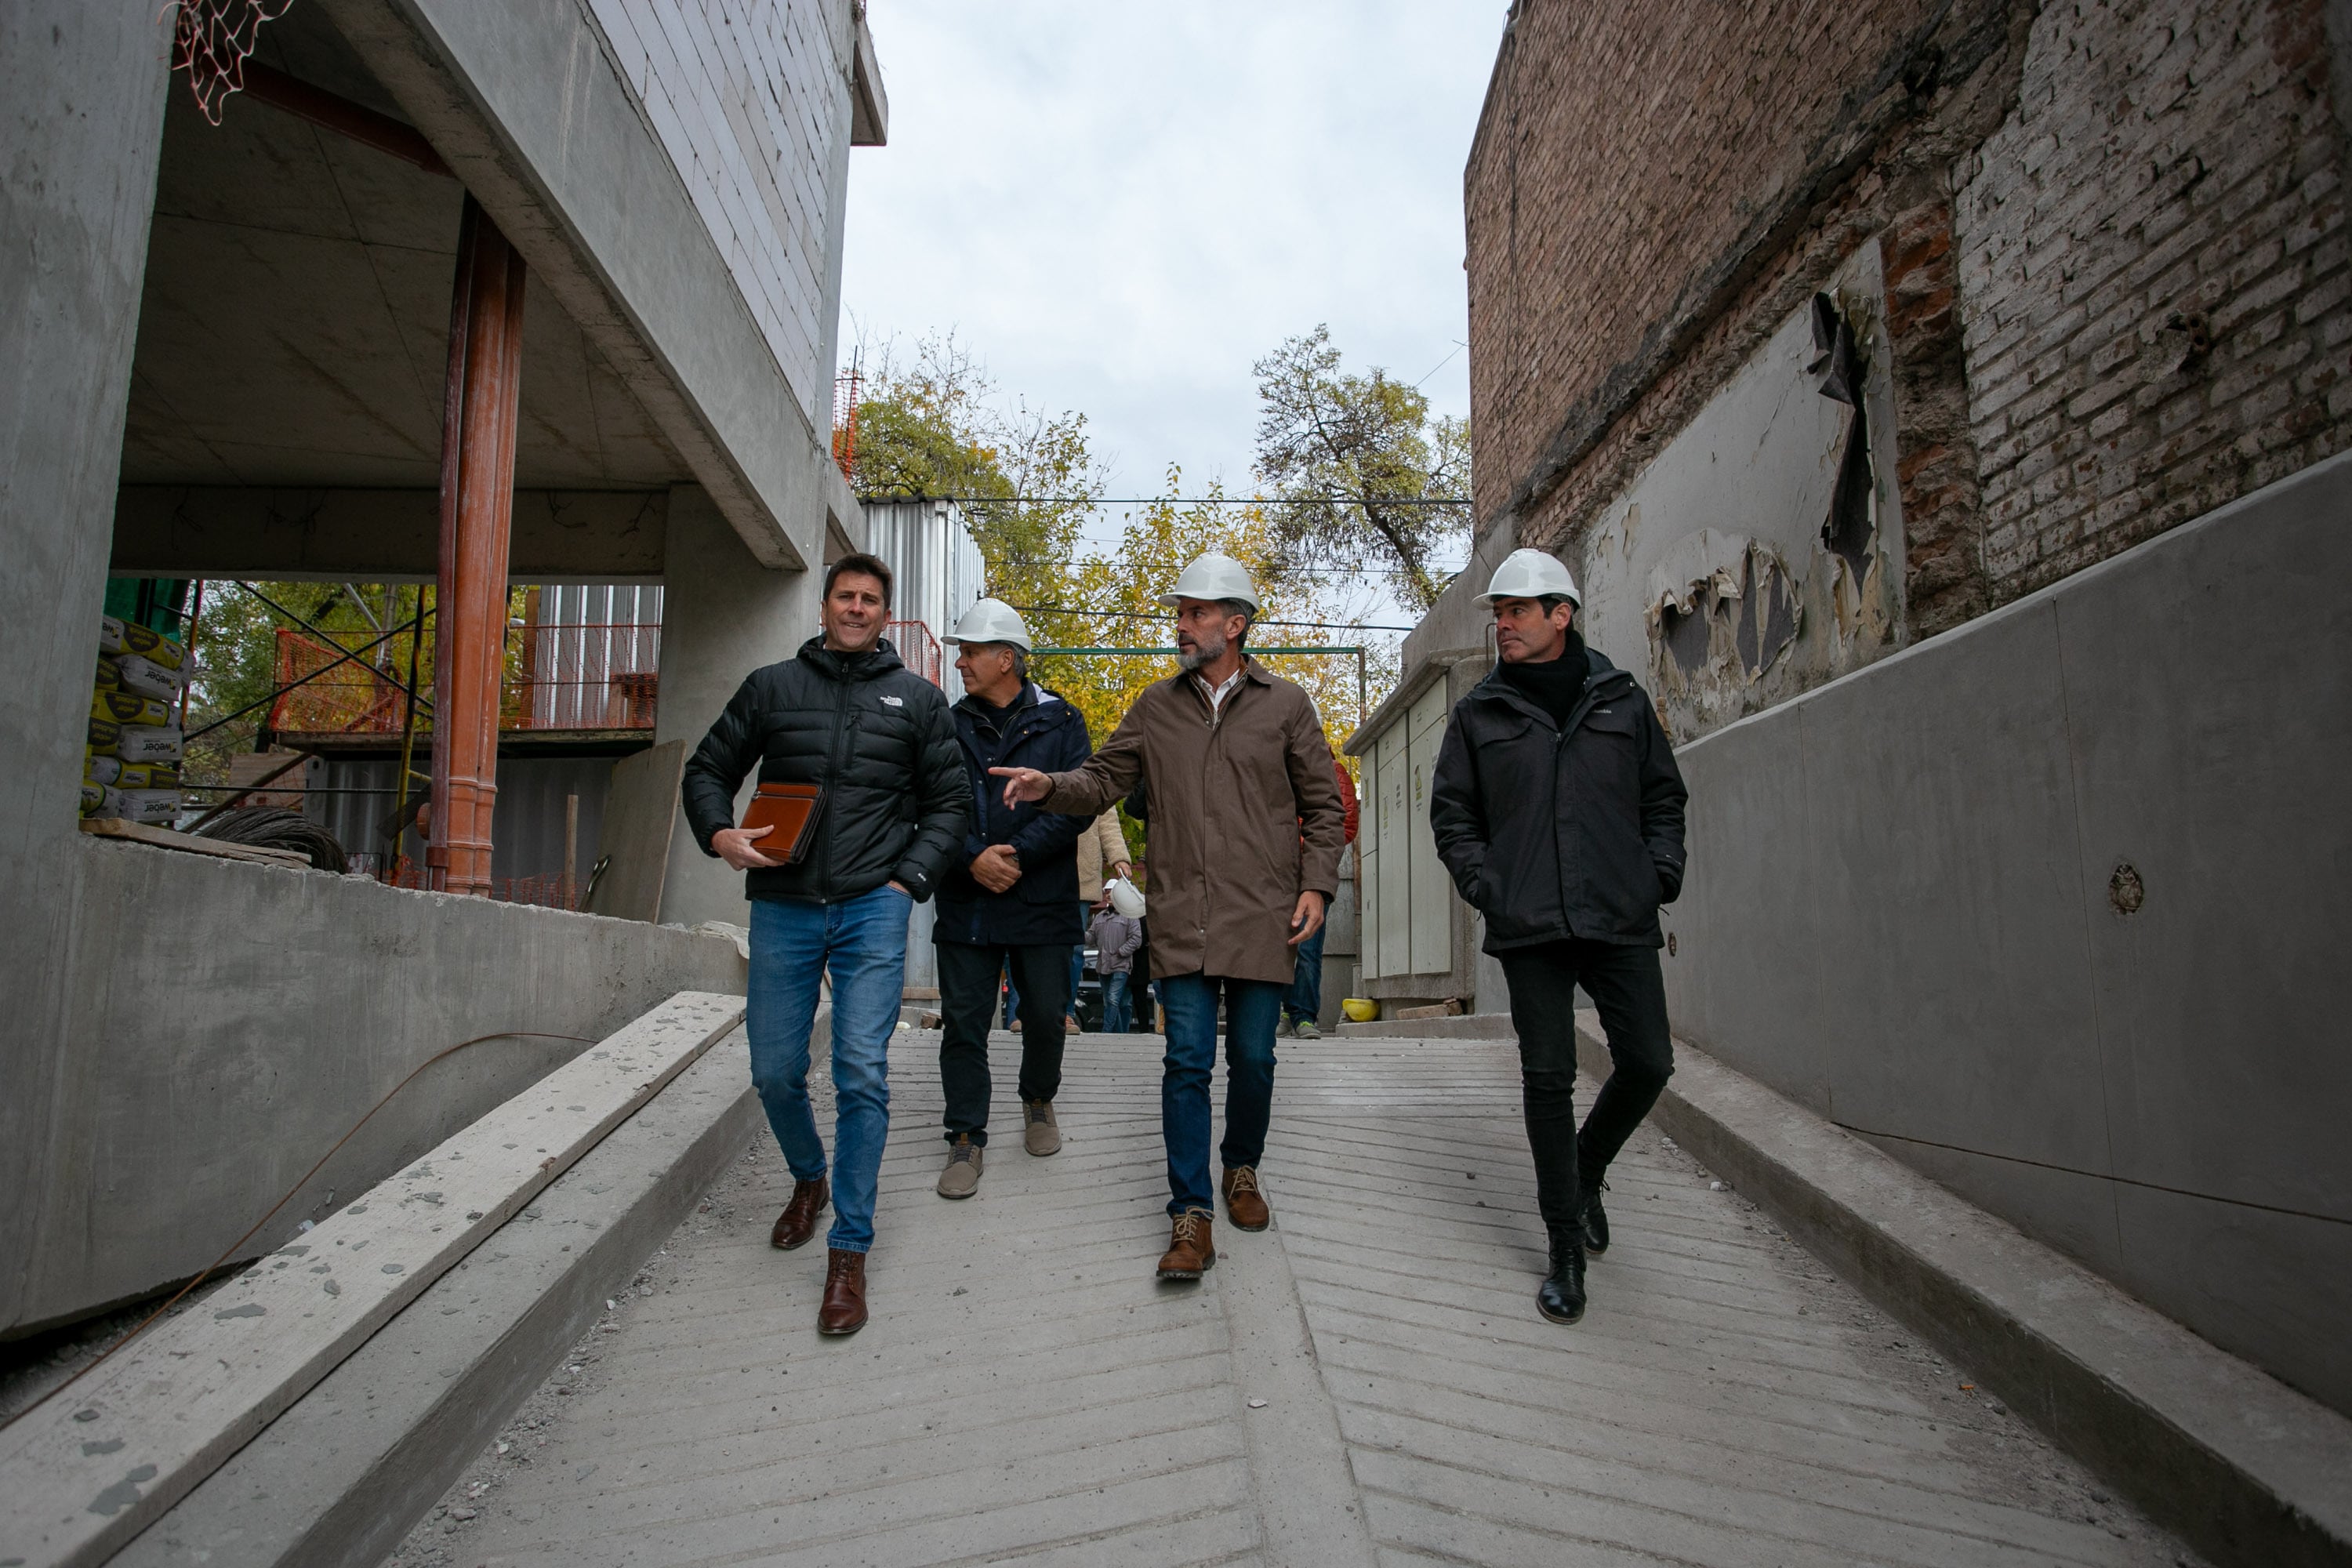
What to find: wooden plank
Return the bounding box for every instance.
[0,990,745,1568]
[78,817,310,869]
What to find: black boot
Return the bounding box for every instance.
[1537,1226,1587,1324]
[1579,1178,1611,1255]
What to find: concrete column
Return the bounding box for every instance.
[429,197,528,895]
[0,3,173,1327]
[652,486,822,928]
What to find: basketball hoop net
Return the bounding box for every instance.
[168,0,296,125]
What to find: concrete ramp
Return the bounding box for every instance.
[0,992,744,1568]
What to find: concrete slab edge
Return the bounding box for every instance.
[116,1010,821,1568]
[1572,1018,2352,1568]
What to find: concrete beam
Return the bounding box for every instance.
[316,0,835,573]
[0,2,174,1336]
[849,6,889,146]
[652,486,825,927]
[111,486,670,583]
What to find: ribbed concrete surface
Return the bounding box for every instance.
[387,1031,2194,1567]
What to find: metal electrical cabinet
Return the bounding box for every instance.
[1405,683,1453,976]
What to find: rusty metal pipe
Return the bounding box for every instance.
[428,196,526,895]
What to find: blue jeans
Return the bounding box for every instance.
[746,887,909,1254]
[1156,972,1283,1215]
[1283,922,1327,1024]
[1101,971,1133,1033]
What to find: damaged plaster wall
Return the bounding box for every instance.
[1573,244,1908,741]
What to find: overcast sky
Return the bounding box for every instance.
[840,2,1507,596]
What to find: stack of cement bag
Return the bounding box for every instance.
[85,615,187,825]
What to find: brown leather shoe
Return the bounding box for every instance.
[818,1248,867,1334]
[1156,1208,1216,1280]
[770,1177,829,1250]
[1221,1166,1271,1232]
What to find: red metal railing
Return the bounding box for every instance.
[888,618,942,687]
[269,622,662,735]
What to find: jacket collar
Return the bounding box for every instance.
[797,634,906,683]
[1472,644,1629,729]
[955,679,1040,720]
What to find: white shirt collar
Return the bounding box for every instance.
[1194,666,1244,714]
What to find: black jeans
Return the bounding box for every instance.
[936,940,1068,1145]
[1497,939,1675,1235]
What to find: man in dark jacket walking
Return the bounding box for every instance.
[1429,548,1688,1327]
[681,552,965,1336]
[931,599,1093,1198]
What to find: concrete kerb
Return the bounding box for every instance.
[112,1011,822,1568]
[1571,1014,2352,1568]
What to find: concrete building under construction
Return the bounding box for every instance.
[2,0,890,1344]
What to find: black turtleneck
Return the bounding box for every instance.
[1497,630,1588,727]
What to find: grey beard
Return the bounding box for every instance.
[1177,632,1225,673]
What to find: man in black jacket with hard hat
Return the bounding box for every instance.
[1428,547,1688,1327]
[931,597,1093,1200]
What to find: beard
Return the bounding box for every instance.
[1176,628,1227,673]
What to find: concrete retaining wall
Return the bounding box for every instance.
[6,837,745,1338]
[1660,449,2352,1414]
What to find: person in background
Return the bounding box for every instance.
[1429,548,1688,1328]
[1088,897,1143,1032]
[681,553,965,1338]
[1279,759,1359,1039]
[931,599,1092,1200]
[1073,809,1133,1029]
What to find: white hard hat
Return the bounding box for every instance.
[1475,547,1581,608]
[1108,873,1146,920]
[1156,552,1260,613]
[942,597,1033,652]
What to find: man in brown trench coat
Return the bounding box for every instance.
[993,553,1347,1281]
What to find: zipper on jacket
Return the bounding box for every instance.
[818,665,855,901]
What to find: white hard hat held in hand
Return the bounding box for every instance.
[1157,553,1261,613]
[942,597,1034,652]
[1475,548,1581,607]
[1109,872,1147,920]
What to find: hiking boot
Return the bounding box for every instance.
[1022,1098,1062,1156]
[936,1135,983,1199]
[1292,1017,1321,1040]
[1579,1178,1611,1254]
[818,1248,867,1334]
[1156,1208,1216,1279]
[1221,1166,1271,1232]
[1537,1226,1587,1325]
[1276,1015,1297,1038]
[768,1176,829,1250]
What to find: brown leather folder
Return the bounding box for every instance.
[739,782,822,864]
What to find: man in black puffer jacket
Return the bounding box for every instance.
[1429,548,1688,1329]
[928,599,1094,1199]
[681,552,965,1337]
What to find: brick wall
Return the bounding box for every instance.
[1464,0,1978,538]
[1465,0,2352,637]
[1956,0,2350,600]
[584,0,850,425]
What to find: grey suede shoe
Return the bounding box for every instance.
[1022,1099,1062,1156]
[937,1135,983,1198]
